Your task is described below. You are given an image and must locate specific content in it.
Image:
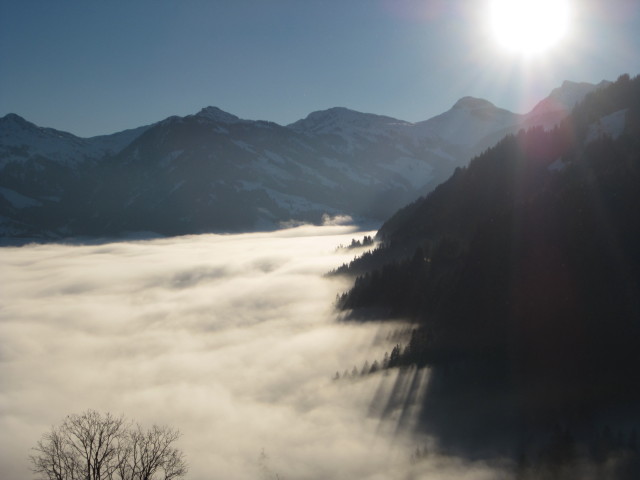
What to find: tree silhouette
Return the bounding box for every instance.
[30,410,187,480]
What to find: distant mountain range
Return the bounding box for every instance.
[0,80,609,241]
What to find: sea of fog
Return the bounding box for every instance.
[0,225,509,480]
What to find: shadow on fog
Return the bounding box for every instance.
[372,358,640,479]
[368,360,519,456]
[368,366,430,434]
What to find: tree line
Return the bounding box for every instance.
[335,74,640,466]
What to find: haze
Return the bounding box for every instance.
[0,225,513,480]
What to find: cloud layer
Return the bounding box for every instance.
[0,226,507,480]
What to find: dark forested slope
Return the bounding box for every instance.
[337,75,640,469]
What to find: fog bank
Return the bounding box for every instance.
[0,225,509,480]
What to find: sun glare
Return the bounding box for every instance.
[489,0,570,56]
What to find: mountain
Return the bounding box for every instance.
[335,75,640,468]
[416,96,521,146]
[529,79,612,117]
[288,106,413,137]
[0,113,151,169]
[0,115,152,238]
[524,79,613,131]
[0,79,608,241]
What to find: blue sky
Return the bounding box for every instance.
[1,0,639,137]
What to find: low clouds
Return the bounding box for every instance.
[0,225,509,480]
[321,214,354,226]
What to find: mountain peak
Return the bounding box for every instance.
[416,96,519,147]
[288,107,407,135]
[1,113,35,129]
[0,113,78,142]
[451,97,497,110]
[549,80,607,103]
[194,106,241,123]
[529,80,611,116]
[296,107,368,123]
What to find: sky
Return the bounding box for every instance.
[0,225,516,480]
[1,0,639,137]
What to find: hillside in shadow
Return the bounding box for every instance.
[335,75,640,478]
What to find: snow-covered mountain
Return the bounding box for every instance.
[529,80,611,117]
[415,97,522,146]
[0,79,613,241]
[523,80,612,130]
[289,107,412,139]
[75,107,448,236]
[0,114,151,169]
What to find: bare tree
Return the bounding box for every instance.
[117,425,187,480]
[31,427,81,480]
[30,410,187,480]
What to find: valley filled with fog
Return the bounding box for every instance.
[0,226,509,480]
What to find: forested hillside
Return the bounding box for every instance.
[336,75,640,473]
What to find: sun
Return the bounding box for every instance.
[489,0,570,56]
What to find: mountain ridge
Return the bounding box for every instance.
[1,77,609,138]
[0,78,611,241]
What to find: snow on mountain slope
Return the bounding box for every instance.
[290,80,607,155]
[73,105,442,236]
[289,107,411,136]
[416,97,522,146]
[0,113,151,169]
[452,80,611,153]
[0,114,91,168]
[288,107,415,152]
[193,106,242,124]
[381,157,435,188]
[523,80,611,129]
[86,124,152,157]
[0,78,615,240]
[529,80,611,117]
[586,109,628,142]
[0,187,43,208]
